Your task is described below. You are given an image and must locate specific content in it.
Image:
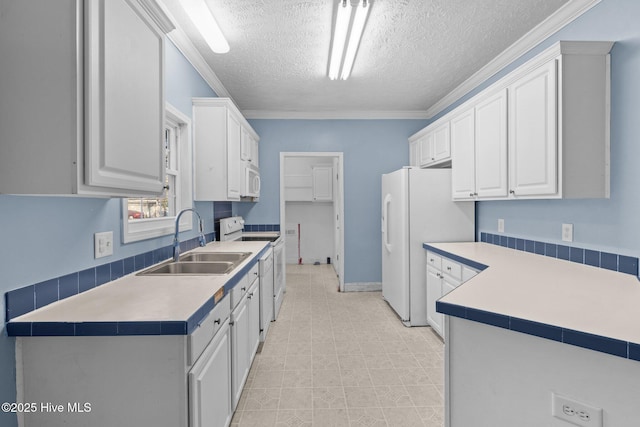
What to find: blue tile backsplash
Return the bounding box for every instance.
[480,233,639,277]
[244,224,281,232]
[4,232,215,322]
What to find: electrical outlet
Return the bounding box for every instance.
[94,231,113,259]
[497,219,505,233]
[562,223,574,242]
[552,393,602,427]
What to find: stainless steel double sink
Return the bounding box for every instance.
[138,252,251,276]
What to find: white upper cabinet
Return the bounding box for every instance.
[475,89,508,198]
[409,139,420,167]
[193,98,259,201]
[241,128,260,168]
[432,123,451,163]
[447,41,613,200]
[413,121,452,168]
[0,0,174,197]
[452,89,508,200]
[451,107,476,199]
[312,166,333,202]
[506,41,613,199]
[508,60,557,197]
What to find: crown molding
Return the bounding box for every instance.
[137,0,175,34]
[156,0,232,100]
[242,110,430,120]
[424,0,602,118]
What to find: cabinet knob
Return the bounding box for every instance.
[469,193,474,197]
[510,190,515,195]
[447,266,451,271]
[248,292,254,299]
[241,287,246,291]
[429,258,434,262]
[214,318,221,325]
[254,271,258,276]
[229,321,234,326]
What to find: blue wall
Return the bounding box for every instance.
[235,119,428,283]
[0,39,216,427]
[434,0,640,257]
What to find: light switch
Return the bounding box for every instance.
[94,231,113,259]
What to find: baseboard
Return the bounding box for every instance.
[344,282,382,292]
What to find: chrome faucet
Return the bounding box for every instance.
[173,208,207,262]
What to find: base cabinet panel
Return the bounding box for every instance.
[189,320,232,427]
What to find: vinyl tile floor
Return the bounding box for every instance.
[231,264,445,427]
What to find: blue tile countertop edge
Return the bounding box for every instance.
[6,244,271,337]
[422,244,489,272]
[478,232,639,278]
[437,301,640,362]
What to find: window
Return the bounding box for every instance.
[122,103,193,243]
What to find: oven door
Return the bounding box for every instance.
[244,165,260,198]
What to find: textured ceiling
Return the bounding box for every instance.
[160,0,571,116]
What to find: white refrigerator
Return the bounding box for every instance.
[381,167,474,326]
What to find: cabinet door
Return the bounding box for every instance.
[475,89,508,198]
[409,140,420,167]
[227,112,242,200]
[426,266,443,337]
[85,0,165,194]
[240,127,251,162]
[419,134,434,166]
[231,296,250,410]
[189,321,232,427]
[251,137,259,168]
[248,282,261,362]
[450,107,476,199]
[433,122,451,162]
[508,60,558,197]
[312,166,333,201]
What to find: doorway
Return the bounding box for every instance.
[280,152,345,291]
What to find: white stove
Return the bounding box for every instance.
[219,216,285,328]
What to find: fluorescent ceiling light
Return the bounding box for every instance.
[328,0,352,80]
[328,0,370,80]
[182,0,230,54]
[340,1,370,80]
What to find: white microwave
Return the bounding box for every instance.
[244,164,260,198]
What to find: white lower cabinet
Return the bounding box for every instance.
[189,319,232,427]
[16,268,263,427]
[231,292,251,411]
[425,251,477,339]
[231,264,260,411]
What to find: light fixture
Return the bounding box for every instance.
[328,0,370,80]
[182,0,230,54]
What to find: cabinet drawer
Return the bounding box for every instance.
[426,252,442,269]
[230,262,260,308]
[188,295,231,366]
[442,258,462,281]
[247,262,260,286]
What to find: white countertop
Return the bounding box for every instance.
[428,242,640,344]
[11,241,270,324]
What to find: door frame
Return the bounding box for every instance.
[280,152,345,291]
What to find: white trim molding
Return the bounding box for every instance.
[156,0,232,100]
[243,110,430,120]
[344,282,382,292]
[424,0,602,118]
